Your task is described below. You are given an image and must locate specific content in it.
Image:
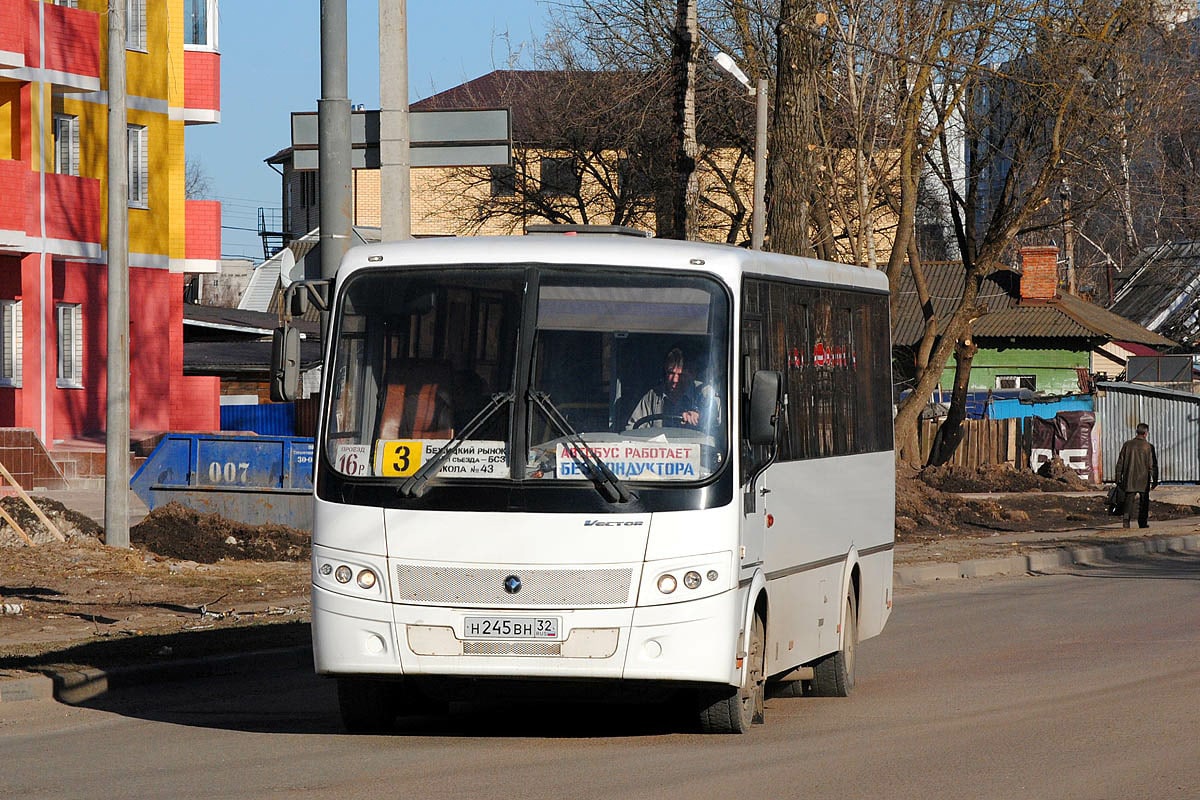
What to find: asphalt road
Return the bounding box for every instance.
[3,547,1198,800]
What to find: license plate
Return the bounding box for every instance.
[462,616,560,640]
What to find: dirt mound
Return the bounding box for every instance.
[0,495,106,547]
[130,502,310,564]
[919,461,1094,494]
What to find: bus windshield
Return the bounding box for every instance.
[323,265,730,488]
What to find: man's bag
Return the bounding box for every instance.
[1106,485,1126,515]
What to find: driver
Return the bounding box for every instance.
[625,347,714,430]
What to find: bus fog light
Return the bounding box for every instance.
[683,571,702,589]
[706,570,718,582]
[356,570,378,590]
[657,574,677,594]
[334,565,353,584]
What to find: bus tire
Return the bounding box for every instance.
[811,593,857,697]
[337,677,397,733]
[698,613,765,733]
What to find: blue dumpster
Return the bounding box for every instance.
[130,433,314,529]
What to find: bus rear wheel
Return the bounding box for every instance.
[698,613,765,733]
[811,593,857,697]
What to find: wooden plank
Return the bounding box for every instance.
[0,461,65,542]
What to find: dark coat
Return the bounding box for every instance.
[1116,436,1158,493]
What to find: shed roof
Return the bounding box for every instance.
[1109,240,1200,348]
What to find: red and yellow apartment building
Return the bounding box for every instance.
[0,0,221,458]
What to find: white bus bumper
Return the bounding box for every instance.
[311,584,742,687]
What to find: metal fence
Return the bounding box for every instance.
[1094,382,1200,483]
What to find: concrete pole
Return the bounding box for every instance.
[319,0,353,279]
[379,0,411,241]
[752,78,768,251]
[105,0,130,547]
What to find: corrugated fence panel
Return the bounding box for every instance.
[220,403,297,436]
[1095,382,1200,483]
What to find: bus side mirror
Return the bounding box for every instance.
[748,370,782,446]
[270,326,301,402]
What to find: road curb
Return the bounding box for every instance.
[896,532,1200,586]
[1,646,312,705]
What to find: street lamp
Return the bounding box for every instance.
[714,52,767,250]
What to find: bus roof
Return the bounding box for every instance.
[337,235,889,294]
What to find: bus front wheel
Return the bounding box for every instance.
[698,613,765,733]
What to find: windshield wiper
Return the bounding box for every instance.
[526,389,632,504]
[398,391,514,498]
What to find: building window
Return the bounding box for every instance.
[490,164,516,197]
[128,124,148,207]
[53,114,79,176]
[539,156,579,197]
[126,0,147,52]
[996,374,1036,390]
[184,0,218,48]
[54,0,79,7]
[0,300,22,388]
[56,304,82,388]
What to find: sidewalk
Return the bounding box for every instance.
[893,512,1200,585]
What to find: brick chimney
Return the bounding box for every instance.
[1019,246,1060,301]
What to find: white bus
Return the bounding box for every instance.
[281,229,894,734]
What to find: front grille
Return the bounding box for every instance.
[462,641,563,656]
[394,564,633,607]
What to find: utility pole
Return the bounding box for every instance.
[752,78,768,250]
[379,0,411,241]
[105,0,130,547]
[319,0,352,279]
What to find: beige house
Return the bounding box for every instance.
[266,69,898,261]
[268,70,761,245]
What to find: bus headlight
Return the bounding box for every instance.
[334,565,353,584]
[638,552,732,606]
[356,569,378,590]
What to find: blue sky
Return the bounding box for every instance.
[188,1,549,260]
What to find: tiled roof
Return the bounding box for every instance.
[893,262,1173,348]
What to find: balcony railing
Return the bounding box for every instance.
[182,49,221,123]
[0,158,28,240]
[39,2,101,90]
[0,0,25,70]
[44,172,101,246]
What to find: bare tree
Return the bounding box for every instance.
[185,158,211,199]
[895,0,1165,465]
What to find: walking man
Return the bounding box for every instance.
[1115,422,1158,529]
